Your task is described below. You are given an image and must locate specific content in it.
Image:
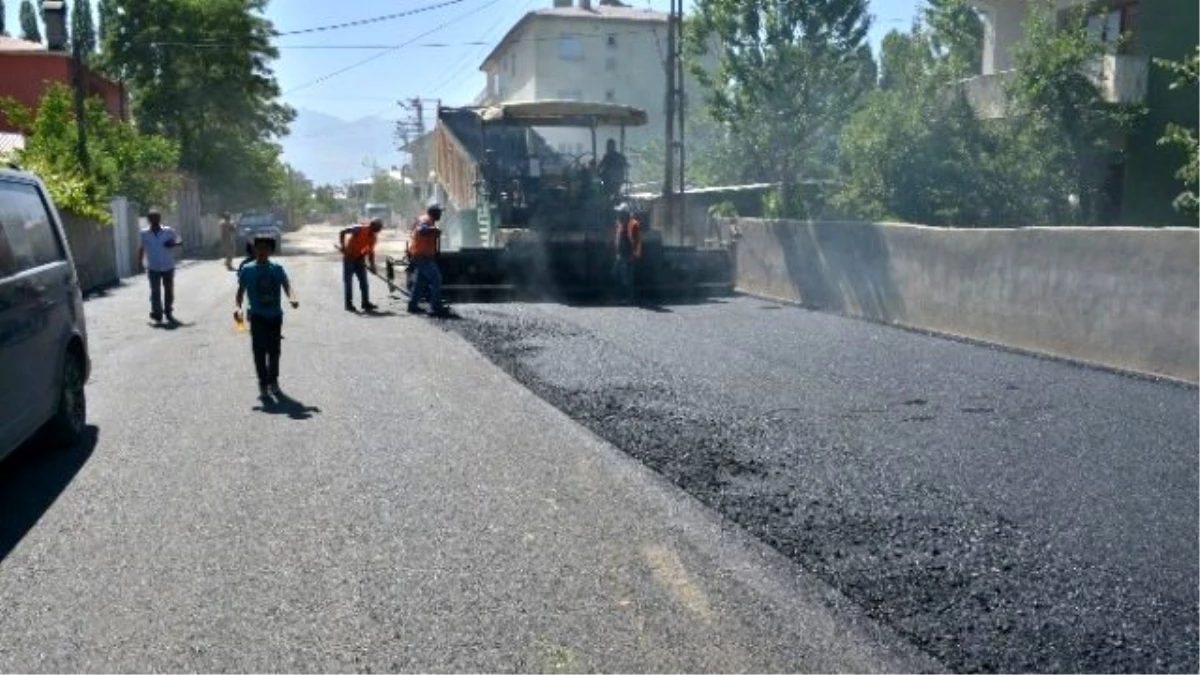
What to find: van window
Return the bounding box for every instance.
[0,181,66,272]
[0,228,16,277]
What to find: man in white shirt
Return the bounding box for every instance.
[137,209,182,323]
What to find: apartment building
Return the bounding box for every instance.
[478,0,711,161]
[964,0,1198,225]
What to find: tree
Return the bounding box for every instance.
[1,84,180,222]
[102,0,295,211]
[1005,1,1142,223]
[837,27,1007,226]
[1155,47,1199,216]
[96,0,115,44]
[71,0,96,55]
[688,0,876,217]
[1,0,8,36]
[19,0,41,42]
[923,0,984,77]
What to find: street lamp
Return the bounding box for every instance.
[42,1,89,172]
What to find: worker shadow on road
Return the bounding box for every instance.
[253,393,321,420]
[0,426,99,564]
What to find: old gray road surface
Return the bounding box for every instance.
[446,297,1200,674]
[0,252,938,673]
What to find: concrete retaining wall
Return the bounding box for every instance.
[732,219,1199,383]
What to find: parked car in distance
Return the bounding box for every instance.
[0,168,91,462]
[237,211,283,254]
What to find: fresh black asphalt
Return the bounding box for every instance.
[444,296,1200,673]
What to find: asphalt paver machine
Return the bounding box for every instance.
[390,100,734,302]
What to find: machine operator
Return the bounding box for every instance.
[597,139,629,200]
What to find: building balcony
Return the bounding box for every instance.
[959,54,1150,119]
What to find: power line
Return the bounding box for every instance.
[282,0,507,96]
[273,0,468,37]
[152,27,666,51]
[426,0,537,97]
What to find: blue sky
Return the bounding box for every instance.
[5,0,922,122]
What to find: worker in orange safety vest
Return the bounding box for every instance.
[613,202,642,304]
[337,218,383,312]
[406,203,450,317]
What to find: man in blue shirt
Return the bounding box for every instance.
[136,209,182,323]
[235,236,298,397]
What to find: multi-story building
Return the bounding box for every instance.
[963,0,1198,225]
[478,0,711,162]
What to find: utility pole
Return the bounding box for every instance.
[674,0,686,244]
[401,97,428,202]
[662,0,676,215]
[72,27,89,172]
[43,2,88,172]
[662,0,685,243]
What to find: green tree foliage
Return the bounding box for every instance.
[1155,47,1199,216]
[837,29,1003,225]
[1005,1,1141,223]
[2,84,181,222]
[837,0,1141,226]
[102,0,295,211]
[922,0,984,77]
[628,105,765,189]
[311,184,345,220]
[687,0,875,217]
[96,0,114,43]
[1,0,8,36]
[19,0,41,42]
[71,0,96,55]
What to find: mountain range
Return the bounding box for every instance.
[280,108,407,186]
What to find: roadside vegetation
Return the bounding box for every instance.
[1,85,179,223]
[3,0,300,221]
[1155,46,1199,216]
[637,0,1196,226]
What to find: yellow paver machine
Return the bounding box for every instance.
[387,100,735,303]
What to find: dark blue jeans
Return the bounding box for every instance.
[343,259,369,307]
[408,257,444,311]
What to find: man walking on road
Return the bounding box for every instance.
[220,212,236,270]
[406,203,450,317]
[236,236,298,398]
[338,218,383,313]
[137,209,182,323]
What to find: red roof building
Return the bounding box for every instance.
[0,35,128,134]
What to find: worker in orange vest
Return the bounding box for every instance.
[406,203,450,317]
[337,218,384,312]
[613,203,642,303]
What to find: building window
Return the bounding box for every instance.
[607,33,617,48]
[558,34,584,61]
[605,89,615,102]
[605,57,617,72]
[1068,1,1139,55]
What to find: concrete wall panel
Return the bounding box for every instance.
[734,219,1199,383]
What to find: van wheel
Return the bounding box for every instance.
[46,352,87,447]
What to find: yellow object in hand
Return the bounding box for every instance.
[234,310,247,332]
